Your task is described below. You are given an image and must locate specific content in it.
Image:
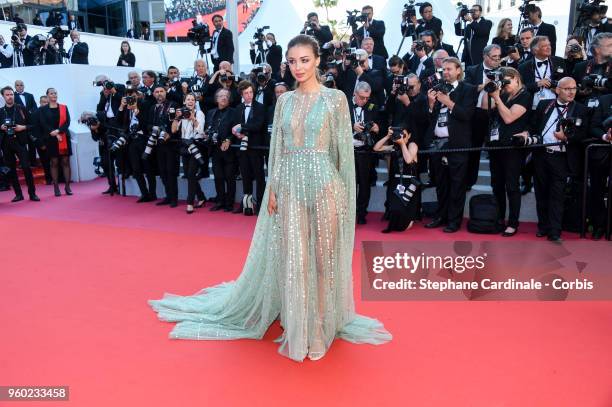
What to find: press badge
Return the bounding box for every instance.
[490,124,500,142]
[437,110,448,127]
[588,98,600,108]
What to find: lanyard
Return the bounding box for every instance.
[354,107,363,123]
[535,60,550,81]
[542,105,568,137]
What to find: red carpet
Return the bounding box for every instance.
[1,179,610,406]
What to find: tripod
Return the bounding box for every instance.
[396,18,417,56]
[195,40,212,71]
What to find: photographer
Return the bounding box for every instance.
[209,62,240,108]
[85,113,117,194]
[516,77,588,241]
[425,57,477,233]
[43,37,62,65]
[171,93,207,214]
[0,86,38,202]
[361,36,386,73]
[504,27,535,68]
[14,80,38,167]
[300,12,333,51]
[572,32,611,107]
[139,70,157,112]
[465,44,502,189]
[587,93,612,239]
[67,30,88,64]
[374,127,420,233]
[481,67,531,236]
[340,49,384,109]
[384,55,407,93]
[165,65,187,106]
[95,77,124,124]
[189,60,212,111]
[454,4,492,66]
[250,32,282,75]
[518,36,567,110]
[350,5,388,59]
[564,36,587,78]
[231,81,266,215]
[528,6,557,55]
[387,73,429,148]
[581,3,611,56]
[406,37,434,81]
[210,14,234,72]
[149,85,178,207]
[0,35,13,68]
[207,88,236,212]
[350,81,381,224]
[275,60,296,89]
[251,63,276,108]
[401,2,442,41]
[11,24,32,67]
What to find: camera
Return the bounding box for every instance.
[204,125,220,146]
[347,9,368,27]
[581,74,611,90]
[84,116,99,127]
[142,126,165,159]
[505,45,519,55]
[184,140,206,165]
[252,65,268,84]
[576,0,607,17]
[353,121,375,148]
[94,79,116,90]
[402,1,423,20]
[414,40,428,53]
[10,24,25,47]
[426,68,444,89]
[390,126,404,142]
[178,107,192,119]
[323,72,336,88]
[48,26,70,44]
[393,75,413,95]
[220,73,237,83]
[253,26,269,42]
[519,0,540,20]
[457,2,470,18]
[3,118,16,137]
[568,43,583,54]
[345,48,362,69]
[484,70,511,93]
[235,125,249,151]
[333,43,352,58]
[124,95,137,106]
[26,34,46,52]
[557,117,583,137]
[432,81,454,94]
[187,20,211,46]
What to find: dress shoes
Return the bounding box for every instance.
[11,194,24,202]
[425,218,446,229]
[443,225,459,233]
[169,201,178,208]
[547,235,562,242]
[210,203,224,211]
[29,194,40,202]
[357,217,367,225]
[536,230,547,238]
[156,198,170,206]
[592,228,605,241]
[232,206,243,214]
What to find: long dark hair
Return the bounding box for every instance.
[120,40,131,55]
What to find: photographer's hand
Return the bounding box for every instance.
[427,89,437,110]
[554,129,567,142]
[14,124,26,132]
[0,124,6,131]
[537,79,552,89]
[604,129,612,143]
[231,124,241,136]
[397,93,411,107]
[371,123,380,134]
[353,122,365,133]
[221,139,230,151]
[436,92,455,110]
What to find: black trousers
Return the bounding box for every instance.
[533,150,569,236]
[430,150,469,227]
[212,150,236,208]
[2,137,36,197]
[588,150,611,230]
[182,153,206,205]
[156,142,180,203]
[489,149,523,228]
[129,138,157,198]
[238,149,265,207]
[467,109,488,188]
[355,150,373,218]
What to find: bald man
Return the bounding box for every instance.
[525,77,589,241]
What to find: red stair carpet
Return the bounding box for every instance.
[0,179,610,406]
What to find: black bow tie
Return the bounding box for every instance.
[537,60,549,67]
[556,102,569,109]
[484,68,493,74]
[244,104,251,108]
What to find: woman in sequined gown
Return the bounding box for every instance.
[149,35,392,362]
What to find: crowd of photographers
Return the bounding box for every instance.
[1,3,611,241]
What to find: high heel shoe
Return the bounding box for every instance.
[65,185,73,196]
[195,199,206,208]
[186,205,194,214]
[53,184,61,197]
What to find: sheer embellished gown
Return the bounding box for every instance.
[149,85,392,362]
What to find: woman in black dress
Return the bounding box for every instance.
[39,88,72,196]
[374,127,420,233]
[492,18,516,59]
[117,41,136,67]
[481,67,531,236]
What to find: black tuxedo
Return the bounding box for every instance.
[0,104,36,197]
[14,92,37,114]
[385,93,429,148]
[440,43,457,58]
[454,18,493,66]
[518,56,567,95]
[250,44,282,75]
[211,28,234,70]
[339,67,384,108]
[353,20,388,59]
[349,99,380,219]
[207,106,237,209]
[529,98,589,236]
[300,25,333,48]
[426,82,478,228]
[232,101,266,208]
[149,101,177,203]
[401,17,443,40]
[588,94,612,230]
[96,91,123,124]
[68,42,89,64]
[408,55,434,81]
[369,54,387,73]
[532,22,557,55]
[571,60,612,104]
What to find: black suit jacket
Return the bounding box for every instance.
[588,94,612,163]
[354,20,388,59]
[408,55,434,81]
[440,43,457,58]
[571,60,612,102]
[231,101,266,146]
[369,54,387,73]
[529,98,589,175]
[339,68,383,106]
[402,17,443,40]
[454,18,492,66]
[518,56,567,94]
[206,107,236,155]
[69,42,89,64]
[0,104,31,146]
[212,28,234,65]
[533,22,557,55]
[14,92,37,113]
[96,91,123,122]
[425,82,477,149]
[348,99,382,146]
[300,25,333,47]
